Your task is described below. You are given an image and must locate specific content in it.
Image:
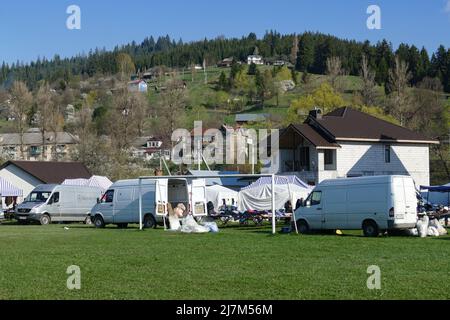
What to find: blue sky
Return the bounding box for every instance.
[1,0,450,64]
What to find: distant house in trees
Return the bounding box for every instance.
[131,136,171,161]
[217,57,234,68]
[247,55,264,65]
[235,114,269,125]
[127,80,148,93]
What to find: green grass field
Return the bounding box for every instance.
[0,222,449,300]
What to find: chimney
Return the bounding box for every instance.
[309,108,322,120]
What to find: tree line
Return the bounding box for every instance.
[1,31,449,92]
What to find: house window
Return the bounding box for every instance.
[385,145,391,163]
[324,150,334,166]
[30,146,40,156]
[299,147,310,171]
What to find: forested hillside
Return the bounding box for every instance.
[1,31,450,92]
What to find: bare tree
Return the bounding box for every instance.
[326,56,343,90]
[290,34,299,65]
[388,56,412,126]
[35,83,53,160]
[360,54,378,106]
[157,79,187,145]
[116,53,136,81]
[47,94,65,160]
[190,64,197,82]
[9,81,33,159]
[107,91,147,151]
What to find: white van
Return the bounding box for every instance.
[294,176,418,237]
[15,184,103,225]
[89,178,207,229]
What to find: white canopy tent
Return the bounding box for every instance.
[0,177,23,197]
[0,177,23,210]
[206,185,239,209]
[238,175,312,212]
[62,176,113,193]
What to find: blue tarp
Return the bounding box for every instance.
[420,185,450,193]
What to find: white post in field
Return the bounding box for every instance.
[139,178,143,231]
[271,174,276,235]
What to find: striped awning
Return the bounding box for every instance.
[0,177,23,197]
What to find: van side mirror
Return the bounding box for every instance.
[48,199,53,205]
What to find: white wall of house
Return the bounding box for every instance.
[0,164,43,202]
[333,142,430,186]
[269,141,431,187]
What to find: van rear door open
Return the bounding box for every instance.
[392,177,417,225]
[155,179,168,216]
[190,179,207,216]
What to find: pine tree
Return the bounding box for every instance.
[296,33,314,72]
[218,71,228,91]
[248,62,257,76]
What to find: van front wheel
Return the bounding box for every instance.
[296,220,310,234]
[94,216,105,229]
[40,214,51,226]
[363,221,379,237]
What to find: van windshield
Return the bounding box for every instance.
[25,192,52,203]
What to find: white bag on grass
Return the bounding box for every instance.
[202,222,219,233]
[417,215,429,238]
[429,219,448,236]
[427,226,440,237]
[181,216,210,234]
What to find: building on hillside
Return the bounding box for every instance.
[262,107,439,186]
[235,114,269,125]
[247,55,264,65]
[131,136,171,161]
[0,161,91,201]
[127,80,148,93]
[0,128,78,161]
[217,57,234,68]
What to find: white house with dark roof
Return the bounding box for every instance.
[263,107,439,186]
[0,161,91,201]
[247,55,264,65]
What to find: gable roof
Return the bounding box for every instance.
[1,161,92,184]
[307,107,439,144]
[283,124,340,149]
